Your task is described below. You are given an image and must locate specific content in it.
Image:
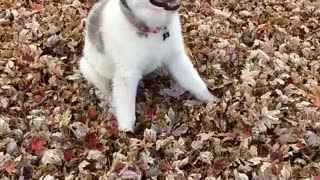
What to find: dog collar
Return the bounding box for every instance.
[120,0,170,40]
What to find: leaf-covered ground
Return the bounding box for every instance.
[1,0,320,179]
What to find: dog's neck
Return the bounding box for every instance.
[119,0,167,34]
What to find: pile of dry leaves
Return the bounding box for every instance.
[0,0,320,179]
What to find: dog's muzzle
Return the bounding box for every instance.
[149,0,180,11]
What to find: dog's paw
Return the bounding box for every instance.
[117,119,135,132]
[205,91,220,103]
[198,89,220,103]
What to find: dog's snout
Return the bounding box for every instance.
[149,0,180,11]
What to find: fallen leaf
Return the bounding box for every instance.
[79,160,90,173]
[280,165,291,179]
[310,86,320,108]
[120,169,140,179]
[22,166,33,179]
[84,132,103,150]
[41,149,63,165]
[88,108,98,119]
[199,151,214,165]
[172,157,189,170]
[31,138,45,153]
[4,161,18,174]
[87,150,105,161]
[64,151,74,161]
[32,4,43,12]
[305,131,320,147]
[234,170,249,180]
[170,124,189,136]
[21,55,34,63]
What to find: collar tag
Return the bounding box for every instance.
[163,31,170,41]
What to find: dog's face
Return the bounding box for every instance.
[127,0,180,27]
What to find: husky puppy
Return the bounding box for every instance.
[79,0,218,132]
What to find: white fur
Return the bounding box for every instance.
[80,0,218,132]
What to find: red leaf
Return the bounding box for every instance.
[80,116,87,124]
[88,109,98,119]
[64,151,74,161]
[259,26,269,31]
[84,132,103,150]
[4,162,12,173]
[84,132,97,147]
[33,4,42,12]
[159,162,172,172]
[297,142,307,149]
[115,162,126,173]
[146,109,155,120]
[242,127,252,137]
[95,142,103,151]
[31,138,44,153]
[313,176,320,180]
[21,55,34,63]
[138,142,153,150]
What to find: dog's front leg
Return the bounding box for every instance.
[112,70,141,132]
[166,52,219,103]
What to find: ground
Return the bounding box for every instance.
[0,0,320,179]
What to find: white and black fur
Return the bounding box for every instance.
[79,0,218,132]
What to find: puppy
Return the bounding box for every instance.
[79,0,218,132]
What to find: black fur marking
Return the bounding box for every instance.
[163,32,170,41]
[87,0,108,53]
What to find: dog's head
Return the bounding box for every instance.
[126,0,181,27]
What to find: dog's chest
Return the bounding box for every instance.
[136,34,175,74]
